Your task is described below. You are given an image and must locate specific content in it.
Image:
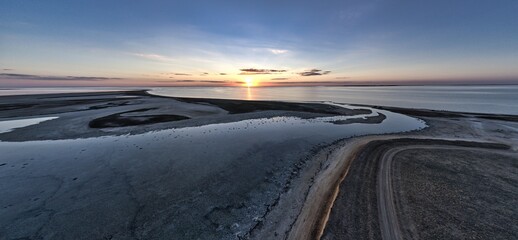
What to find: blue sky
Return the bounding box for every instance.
[1,0,517,86]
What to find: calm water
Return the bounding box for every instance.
[150,85,518,115]
[0,117,58,134]
[1,85,516,115]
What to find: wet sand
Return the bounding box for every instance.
[1,91,516,239]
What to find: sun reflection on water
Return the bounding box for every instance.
[246,86,254,100]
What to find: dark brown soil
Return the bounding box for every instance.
[89,108,189,128]
[374,105,518,122]
[172,97,370,116]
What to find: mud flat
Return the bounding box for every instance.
[0,91,422,239]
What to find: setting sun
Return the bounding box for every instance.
[244,77,256,87]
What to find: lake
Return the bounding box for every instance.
[1,85,517,115]
[150,85,518,115]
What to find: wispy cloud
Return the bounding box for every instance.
[239,68,287,75]
[0,73,120,81]
[271,77,289,80]
[269,49,288,55]
[131,53,173,62]
[165,80,226,83]
[268,81,349,86]
[156,79,241,85]
[298,69,331,76]
[161,72,192,76]
[2,68,13,71]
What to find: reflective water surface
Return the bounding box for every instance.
[2,85,516,114]
[0,117,58,134]
[150,85,518,115]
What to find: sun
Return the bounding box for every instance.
[244,77,255,87]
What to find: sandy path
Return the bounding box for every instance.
[287,137,373,240]
[287,135,406,240]
[377,146,403,240]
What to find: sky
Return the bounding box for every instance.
[1,0,518,87]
